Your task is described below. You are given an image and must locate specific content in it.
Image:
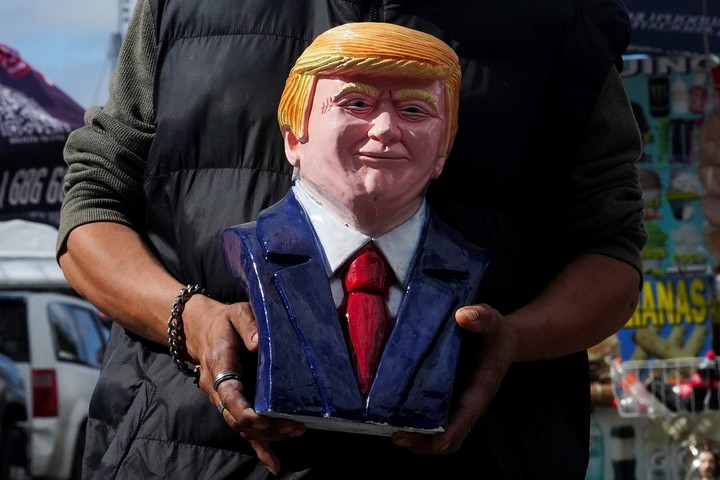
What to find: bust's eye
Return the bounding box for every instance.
[336,95,374,113]
[348,99,369,109]
[399,103,434,120]
[403,105,424,115]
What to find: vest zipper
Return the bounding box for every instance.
[361,0,382,21]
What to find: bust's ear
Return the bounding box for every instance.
[283,128,302,167]
[432,154,447,179]
[432,121,454,179]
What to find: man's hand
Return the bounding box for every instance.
[391,303,516,454]
[186,297,306,475]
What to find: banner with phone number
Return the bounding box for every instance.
[0,43,84,228]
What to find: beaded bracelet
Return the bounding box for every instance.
[167,284,205,383]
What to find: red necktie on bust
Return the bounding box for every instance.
[342,244,391,396]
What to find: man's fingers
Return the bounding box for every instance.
[248,439,281,475]
[215,377,270,431]
[228,302,260,351]
[391,429,461,456]
[455,304,496,333]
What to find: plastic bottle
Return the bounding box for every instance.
[672,77,690,116]
[621,373,672,417]
[585,411,604,480]
[690,71,708,115]
[644,421,670,480]
[610,425,637,480]
[648,75,670,118]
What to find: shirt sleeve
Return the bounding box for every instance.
[564,64,648,279]
[56,0,156,255]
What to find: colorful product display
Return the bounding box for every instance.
[588,55,720,480]
[622,57,717,278]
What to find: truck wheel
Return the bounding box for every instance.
[70,422,87,480]
[0,424,30,480]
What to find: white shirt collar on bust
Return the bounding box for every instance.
[293,180,426,287]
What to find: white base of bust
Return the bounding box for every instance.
[261,410,444,436]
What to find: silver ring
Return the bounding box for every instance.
[212,370,242,391]
[217,402,226,414]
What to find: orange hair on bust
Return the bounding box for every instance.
[277,22,461,156]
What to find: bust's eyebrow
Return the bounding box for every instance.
[332,82,379,101]
[394,88,440,115]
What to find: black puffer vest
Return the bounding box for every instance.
[87,1,634,478]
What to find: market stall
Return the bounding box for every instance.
[588,2,720,478]
[0,43,83,289]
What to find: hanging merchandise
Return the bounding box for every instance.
[699,65,720,266]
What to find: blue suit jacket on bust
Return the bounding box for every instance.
[222,190,491,435]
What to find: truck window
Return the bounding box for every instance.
[47,302,106,368]
[0,299,30,362]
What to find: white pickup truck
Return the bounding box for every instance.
[0,350,29,480]
[0,291,109,480]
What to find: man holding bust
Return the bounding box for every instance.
[222,22,491,434]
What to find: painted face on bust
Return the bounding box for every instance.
[284,75,448,234]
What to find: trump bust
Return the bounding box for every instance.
[222,22,491,435]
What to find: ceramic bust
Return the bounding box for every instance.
[222,22,491,435]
